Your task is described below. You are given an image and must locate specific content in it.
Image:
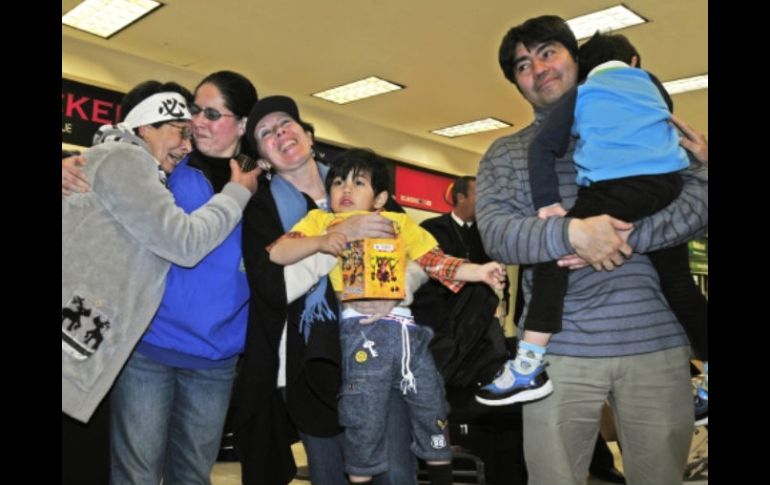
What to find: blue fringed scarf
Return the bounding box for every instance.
[271,163,335,342]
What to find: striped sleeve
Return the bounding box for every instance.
[629,159,708,252]
[476,130,575,265]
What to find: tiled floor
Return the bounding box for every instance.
[211,427,707,484]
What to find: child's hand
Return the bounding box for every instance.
[320,232,347,256]
[537,203,567,219]
[479,262,506,290]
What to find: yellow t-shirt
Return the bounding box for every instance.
[290,209,438,294]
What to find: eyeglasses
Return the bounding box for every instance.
[166,123,193,141]
[188,103,237,121]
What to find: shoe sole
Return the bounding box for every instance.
[694,416,708,426]
[474,380,554,406]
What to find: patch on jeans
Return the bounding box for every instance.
[62,294,111,360]
[436,418,447,430]
[430,434,447,449]
[355,350,368,363]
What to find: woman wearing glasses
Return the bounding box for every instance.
[63,71,259,485]
[62,79,258,484]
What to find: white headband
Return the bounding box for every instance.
[123,92,191,129]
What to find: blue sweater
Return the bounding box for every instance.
[136,153,249,367]
[574,63,689,185]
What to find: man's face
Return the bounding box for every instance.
[512,41,578,109]
[456,180,477,222]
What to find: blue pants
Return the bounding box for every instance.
[299,389,418,485]
[109,351,237,485]
[338,315,451,477]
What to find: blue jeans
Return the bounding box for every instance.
[338,315,450,477]
[299,390,418,485]
[110,351,237,485]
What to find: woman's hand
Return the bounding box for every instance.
[62,155,90,197]
[228,159,262,194]
[327,212,395,240]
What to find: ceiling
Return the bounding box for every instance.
[62,0,707,174]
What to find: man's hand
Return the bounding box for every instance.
[568,215,633,271]
[62,155,90,197]
[556,254,589,270]
[670,114,708,165]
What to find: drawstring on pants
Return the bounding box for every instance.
[399,319,416,394]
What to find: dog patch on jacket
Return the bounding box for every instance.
[62,295,111,360]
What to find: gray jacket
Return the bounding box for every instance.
[62,131,251,422]
[476,108,708,358]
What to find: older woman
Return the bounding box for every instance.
[233,95,421,485]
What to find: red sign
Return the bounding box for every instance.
[62,78,124,147]
[394,165,455,213]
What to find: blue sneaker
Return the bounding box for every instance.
[475,361,553,406]
[694,383,708,426]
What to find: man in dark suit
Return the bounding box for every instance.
[413,175,505,350]
[421,176,490,265]
[412,176,525,484]
[415,176,507,332]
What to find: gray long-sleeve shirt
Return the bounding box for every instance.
[476,108,708,358]
[62,132,251,422]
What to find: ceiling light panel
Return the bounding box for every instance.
[567,5,646,40]
[431,118,511,138]
[312,77,404,104]
[62,0,163,39]
[663,74,708,95]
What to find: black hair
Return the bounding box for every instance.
[578,32,641,81]
[382,195,405,213]
[195,71,257,119]
[451,175,476,205]
[325,148,390,200]
[300,120,315,138]
[499,15,578,86]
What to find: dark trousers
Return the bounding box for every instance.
[526,173,707,359]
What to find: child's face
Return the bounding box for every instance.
[329,170,387,213]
